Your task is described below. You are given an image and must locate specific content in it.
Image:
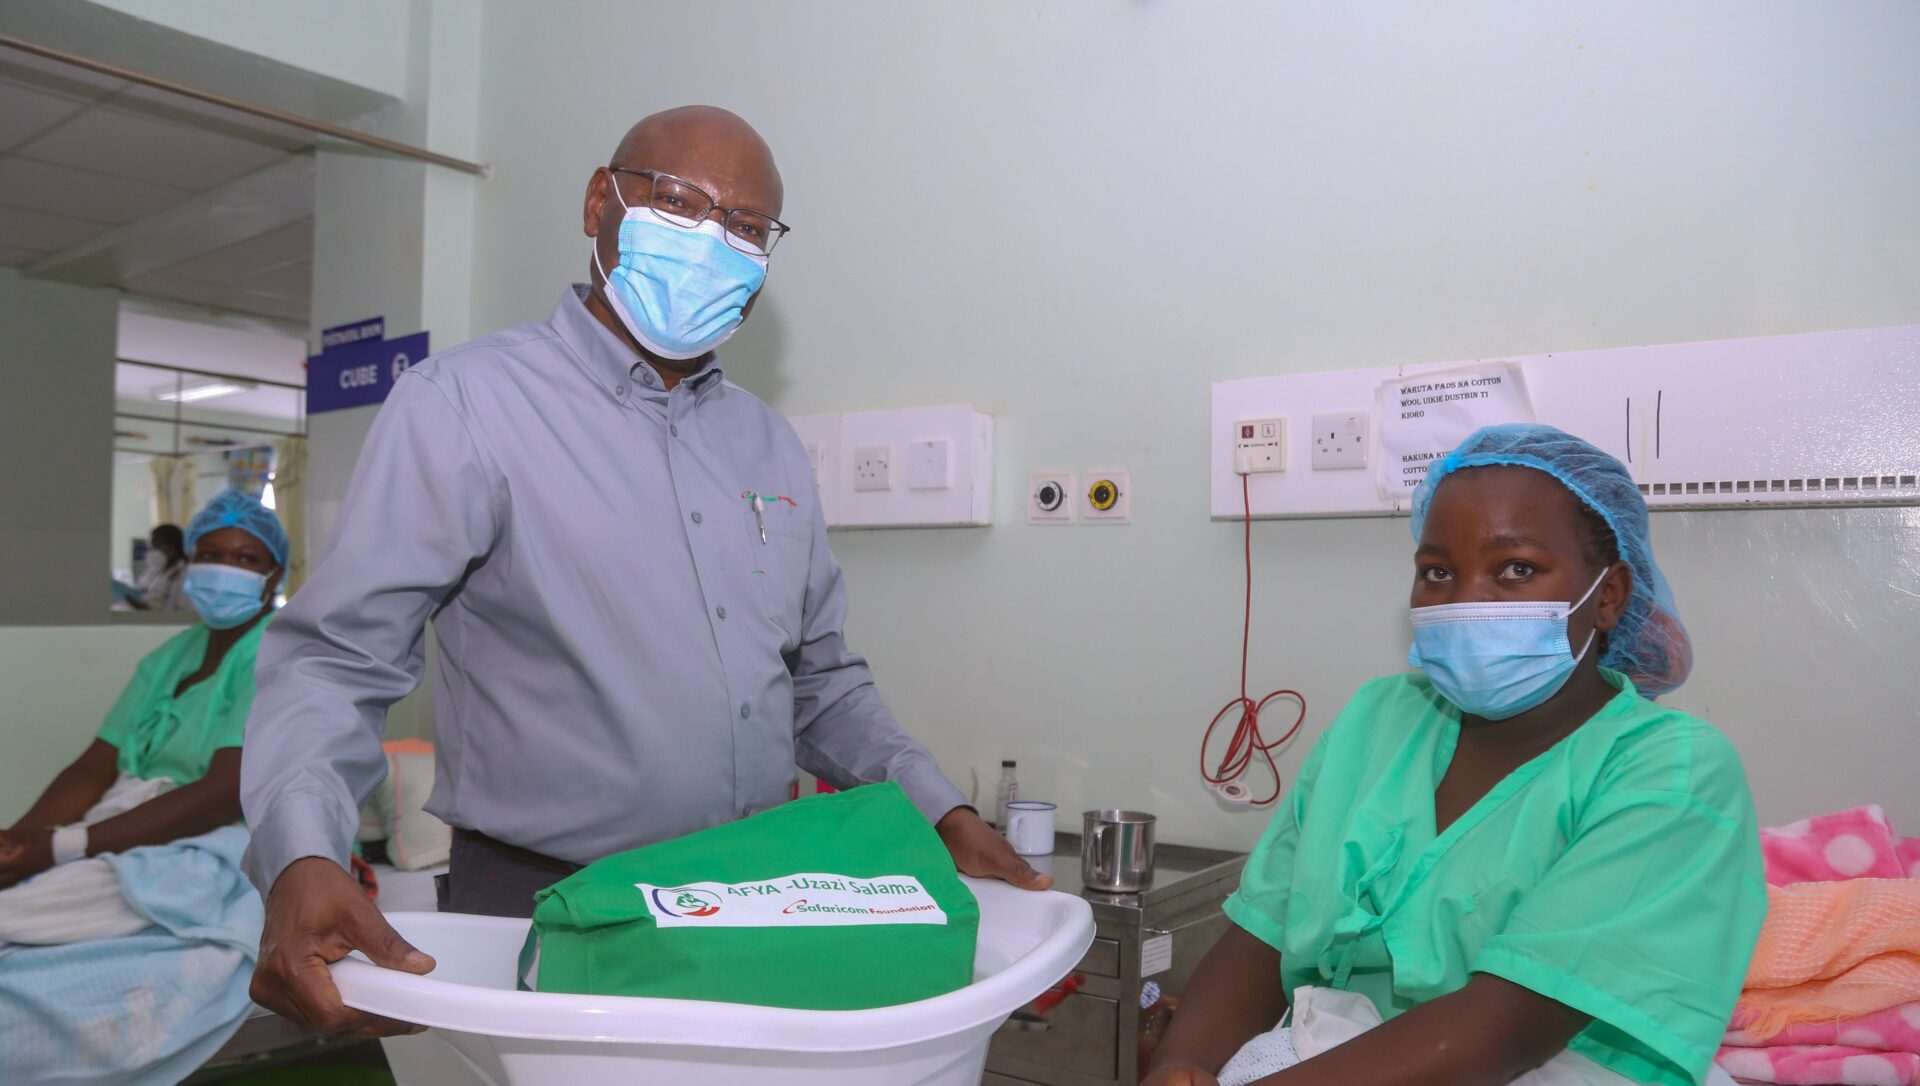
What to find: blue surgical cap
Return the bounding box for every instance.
[1410,423,1692,696]
[185,489,289,568]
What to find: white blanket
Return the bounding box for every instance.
[0,774,175,945]
[1219,986,1739,1086]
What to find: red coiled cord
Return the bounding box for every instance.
[1199,473,1306,806]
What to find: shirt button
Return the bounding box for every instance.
[691,511,702,525]
[670,424,679,437]
[614,383,626,396]
[641,371,656,386]
[740,703,751,719]
[716,605,727,620]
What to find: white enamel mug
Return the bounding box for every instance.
[1004,801,1057,856]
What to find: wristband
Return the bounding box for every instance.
[50,824,89,865]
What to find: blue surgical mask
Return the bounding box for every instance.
[1407,571,1608,720]
[184,563,271,630]
[593,184,768,361]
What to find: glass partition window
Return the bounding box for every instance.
[112,360,305,614]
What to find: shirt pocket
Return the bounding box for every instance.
[740,505,809,645]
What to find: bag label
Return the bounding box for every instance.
[636,873,949,928]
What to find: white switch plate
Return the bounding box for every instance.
[853,443,893,491]
[1028,470,1076,525]
[1233,418,1287,474]
[907,439,953,490]
[1082,468,1131,524]
[791,405,992,529]
[1310,412,1370,470]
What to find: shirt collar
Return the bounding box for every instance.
[553,284,726,403]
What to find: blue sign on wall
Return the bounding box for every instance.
[307,316,429,414]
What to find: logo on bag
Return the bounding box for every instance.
[636,874,949,929]
[651,887,723,919]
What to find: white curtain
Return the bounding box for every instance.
[149,457,195,528]
[273,436,308,595]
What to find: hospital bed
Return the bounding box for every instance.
[183,861,447,1082]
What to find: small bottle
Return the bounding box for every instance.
[995,760,1019,830]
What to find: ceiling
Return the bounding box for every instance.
[0,45,316,321]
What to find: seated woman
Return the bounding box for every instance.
[1145,425,1765,1086]
[1,490,287,888]
[128,522,190,612]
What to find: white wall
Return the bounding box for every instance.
[0,626,182,824]
[464,1,1920,847]
[0,269,120,625]
[85,0,411,100]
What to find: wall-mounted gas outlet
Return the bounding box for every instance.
[907,439,953,490]
[1310,412,1370,471]
[1233,418,1286,474]
[1028,470,1076,524]
[853,443,894,491]
[1083,468,1131,524]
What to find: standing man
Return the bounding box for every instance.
[243,105,1044,1036]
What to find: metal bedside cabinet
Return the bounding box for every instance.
[985,833,1247,1086]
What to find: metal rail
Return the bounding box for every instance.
[0,34,489,177]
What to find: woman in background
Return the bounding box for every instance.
[129,522,190,611]
[1145,425,1765,1086]
[0,490,287,885]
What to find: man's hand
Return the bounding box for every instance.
[1141,1063,1222,1086]
[252,856,436,1038]
[0,827,53,891]
[935,807,1053,891]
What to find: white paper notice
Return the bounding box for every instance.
[1141,932,1174,977]
[1377,362,1534,498]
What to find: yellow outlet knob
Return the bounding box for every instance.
[1087,479,1120,511]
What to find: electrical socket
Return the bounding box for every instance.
[853,443,893,491]
[1028,470,1076,525]
[1233,418,1286,474]
[1310,412,1370,471]
[907,439,953,490]
[1082,468,1131,524]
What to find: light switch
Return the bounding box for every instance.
[907,439,953,490]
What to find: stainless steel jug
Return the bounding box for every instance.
[1081,809,1157,892]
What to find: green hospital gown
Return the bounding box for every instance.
[1224,669,1766,1086]
[94,617,273,785]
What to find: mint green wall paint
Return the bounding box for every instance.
[464,1,1920,847]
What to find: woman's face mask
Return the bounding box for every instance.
[184,562,274,630]
[1407,570,1608,720]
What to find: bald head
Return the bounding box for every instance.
[613,106,782,217]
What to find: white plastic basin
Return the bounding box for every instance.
[332,876,1094,1086]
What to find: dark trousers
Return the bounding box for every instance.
[435,828,582,918]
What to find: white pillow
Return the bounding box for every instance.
[376,739,452,871]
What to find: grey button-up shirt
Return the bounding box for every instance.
[240,286,966,888]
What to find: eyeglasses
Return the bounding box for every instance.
[608,166,790,257]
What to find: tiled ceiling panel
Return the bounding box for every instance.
[0,156,193,223]
[15,105,292,190]
[0,242,46,266]
[0,202,107,250]
[156,217,313,284]
[0,78,91,150]
[0,46,320,321]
